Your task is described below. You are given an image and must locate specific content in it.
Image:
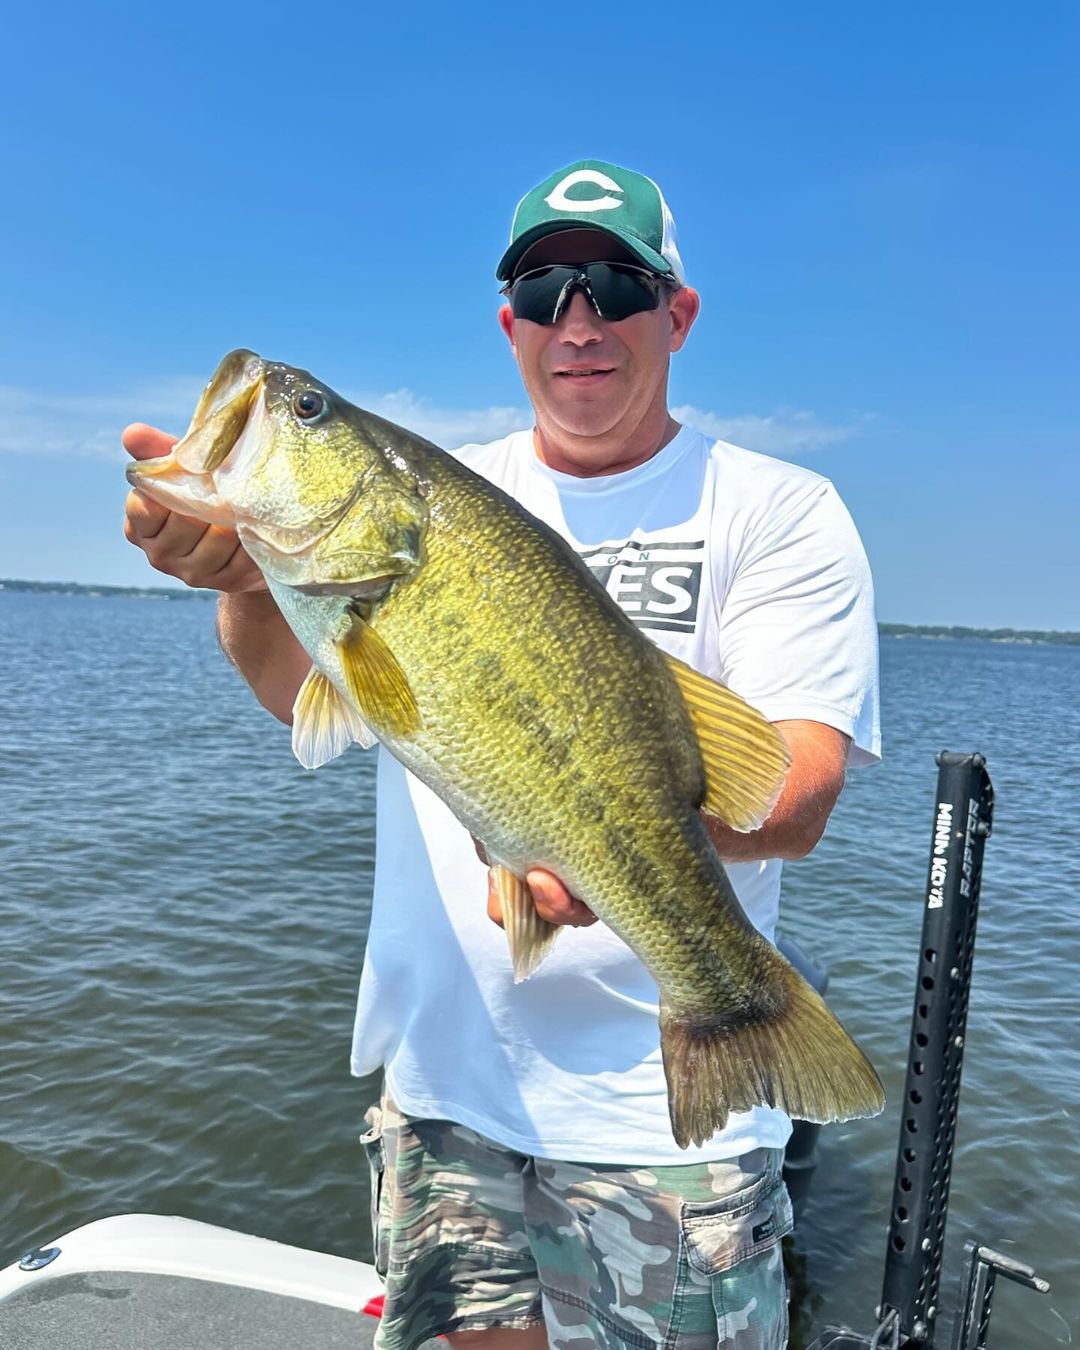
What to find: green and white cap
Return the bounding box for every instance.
[497,159,686,284]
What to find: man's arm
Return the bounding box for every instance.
[215,592,311,723]
[123,422,310,724]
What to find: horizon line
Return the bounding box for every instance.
[1,578,1076,641]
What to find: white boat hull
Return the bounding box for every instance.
[0,1214,388,1349]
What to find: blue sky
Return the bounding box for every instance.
[2,2,1076,627]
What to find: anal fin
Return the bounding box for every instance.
[491,863,561,983]
[292,667,377,769]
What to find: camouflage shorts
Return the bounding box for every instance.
[360,1094,793,1350]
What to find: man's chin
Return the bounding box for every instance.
[543,392,627,436]
[550,411,623,442]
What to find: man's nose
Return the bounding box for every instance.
[554,289,605,345]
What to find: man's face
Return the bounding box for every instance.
[498,230,698,465]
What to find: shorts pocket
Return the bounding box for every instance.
[679,1157,793,1277]
[359,1104,389,1277]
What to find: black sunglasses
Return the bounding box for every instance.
[500,262,673,326]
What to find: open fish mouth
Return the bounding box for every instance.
[174,349,266,475]
[125,350,266,523]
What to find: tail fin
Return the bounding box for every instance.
[660,963,885,1149]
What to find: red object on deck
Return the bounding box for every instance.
[363,1293,385,1318]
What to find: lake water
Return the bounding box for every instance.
[1,590,1076,1347]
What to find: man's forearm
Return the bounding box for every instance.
[703,789,836,862]
[216,592,311,725]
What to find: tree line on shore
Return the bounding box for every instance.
[879,622,1078,646]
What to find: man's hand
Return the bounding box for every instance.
[486,868,598,930]
[122,423,267,593]
[122,423,311,724]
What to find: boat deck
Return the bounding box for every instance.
[0,1268,381,1350]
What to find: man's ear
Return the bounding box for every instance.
[668,287,701,353]
[498,304,517,355]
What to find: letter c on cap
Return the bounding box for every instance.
[545,169,624,213]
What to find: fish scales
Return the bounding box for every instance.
[369,459,735,1000]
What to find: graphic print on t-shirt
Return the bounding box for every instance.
[577,537,704,633]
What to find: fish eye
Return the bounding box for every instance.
[292,389,328,421]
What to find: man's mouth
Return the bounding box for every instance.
[554,367,615,380]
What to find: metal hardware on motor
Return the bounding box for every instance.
[18,1246,61,1271]
[950,1242,1050,1350]
[804,1311,903,1350]
[868,1309,901,1350]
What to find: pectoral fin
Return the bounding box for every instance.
[337,614,420,738]
[664,655,790,831]
[291,667,377,769]
[491,863,561,983]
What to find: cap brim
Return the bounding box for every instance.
[496,221,671,281]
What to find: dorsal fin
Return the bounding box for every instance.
[664,655,790,831]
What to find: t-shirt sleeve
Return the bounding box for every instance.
[717,479,881,766]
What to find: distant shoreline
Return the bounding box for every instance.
[878,623,1078,647]
[0,577,214,602]
[1,578,1076,645]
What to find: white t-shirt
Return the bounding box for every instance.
[350,425,881,1164]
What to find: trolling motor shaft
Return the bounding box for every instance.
[807,752,1046,1350]
[876,752,995,1343]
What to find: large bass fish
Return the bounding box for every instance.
[128,350,884,1147]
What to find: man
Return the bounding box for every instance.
[124,159,880,1350]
